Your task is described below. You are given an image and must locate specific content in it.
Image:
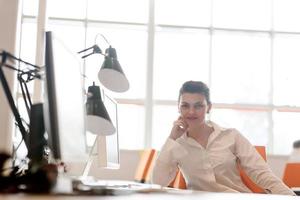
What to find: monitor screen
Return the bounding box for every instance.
[96,92,120,169]
[43,31,87,162]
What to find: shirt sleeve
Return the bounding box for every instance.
[234,130,295,196]
[151,138,187,186]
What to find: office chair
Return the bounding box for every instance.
[238,146,267,193]
[282,163,300,188]
[134,149,157,183]
[168,169,187,189]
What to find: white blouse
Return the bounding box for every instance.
[152,121,295,195]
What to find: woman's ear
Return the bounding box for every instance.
[207,104,212,114]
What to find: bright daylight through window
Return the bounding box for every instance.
[18,0,300,155]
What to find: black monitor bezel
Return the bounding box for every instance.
[44,31,61,159]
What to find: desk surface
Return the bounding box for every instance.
[0,190,298,200]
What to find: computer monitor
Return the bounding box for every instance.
[97,92,120,169]
[43,31,87,162]
[82,90,120,177]
[43,31,120,171]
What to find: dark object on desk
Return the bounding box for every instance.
[291,187,300,196]
[0,153,58,194]
[28,103,48,165]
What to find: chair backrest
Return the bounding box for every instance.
[134,149,157,183]
[238,145,267,193]
[168,169,187,189]
[282,163,300,188]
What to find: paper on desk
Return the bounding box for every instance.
[135,186,194,194]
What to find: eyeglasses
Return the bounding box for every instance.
[179,102,207,112]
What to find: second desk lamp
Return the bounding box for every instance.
[78,38,129,136]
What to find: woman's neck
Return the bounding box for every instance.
[188,121,214,142]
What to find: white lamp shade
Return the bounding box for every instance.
[98,68,129,93]
[86,115,116,135]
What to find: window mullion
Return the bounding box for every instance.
[144,0,155,148]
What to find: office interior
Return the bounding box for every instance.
[1,0,300,198]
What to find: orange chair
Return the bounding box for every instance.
[134,149,158,183]
[134,149,187,187]
[238,146,267,193]
[168,169,187,189]
[282,163,300,188]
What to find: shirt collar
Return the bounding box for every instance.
[181,121,225,149]
[206,121,223,148]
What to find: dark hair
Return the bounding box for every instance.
[178,81,211,105]
[293,140,300,148]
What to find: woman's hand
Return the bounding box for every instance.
[169,116,188,140]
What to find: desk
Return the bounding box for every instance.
[0,191,298,200]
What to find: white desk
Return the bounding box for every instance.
[0,190,298,200]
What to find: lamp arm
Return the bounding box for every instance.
[2,51,41,70]
[81,135,98,178]
[0,50,42,150]
[77,45,95,54]
[81,52,94,59]
[78,45,104,59]
[1,63,22,72]
[18,75,32,118]
[94,33,111,46]
[0,61,29,149]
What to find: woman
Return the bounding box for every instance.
[152,81,295,195]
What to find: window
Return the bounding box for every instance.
[211,31,271,104]
[153,28,210,100]
[19,0,300,155]
[273,34,300,106]
[213,0,272,30]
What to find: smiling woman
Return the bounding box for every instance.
[152,80,295,196]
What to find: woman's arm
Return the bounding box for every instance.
[152,117,189,186]
[152,138,180,186]
[234,131,295,195]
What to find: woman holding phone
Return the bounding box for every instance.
[152,80,295,195]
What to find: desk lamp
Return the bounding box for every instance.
[98,46,129,93]
[78,34,129,93]
[86,82,115,135]
[78,36,129,136]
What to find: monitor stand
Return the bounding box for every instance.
[81,136,98,179]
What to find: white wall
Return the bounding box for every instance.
[267,154,289,179]
[0,0,21,153]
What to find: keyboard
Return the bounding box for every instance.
[71,178,164,195]
[81,179,144,188]
[51,176,188,196]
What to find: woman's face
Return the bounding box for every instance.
[178,93,211,127]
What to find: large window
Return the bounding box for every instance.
[19,0,300,155]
